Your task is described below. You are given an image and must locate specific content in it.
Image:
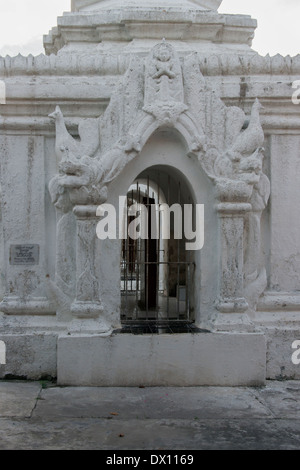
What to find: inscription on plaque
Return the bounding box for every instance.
[10,245,40,266]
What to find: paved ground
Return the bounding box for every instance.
[0,380,300,450]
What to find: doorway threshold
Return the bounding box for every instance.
[115,322,210,335]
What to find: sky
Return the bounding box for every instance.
[0,0,299,57]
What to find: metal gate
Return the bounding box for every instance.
[120,174,195,328]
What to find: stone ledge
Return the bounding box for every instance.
[257,292,300,312]
[57,332,266,386]
[1,52,300,77]
[0,297,56,316]
[0,334,57,380]
[44,8,256,54]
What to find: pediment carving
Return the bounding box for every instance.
[49,41,270,320]
[49,41,268,209]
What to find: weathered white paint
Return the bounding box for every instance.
[0,0,299,384]
[58,332,266,387]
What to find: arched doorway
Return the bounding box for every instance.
[120,165,197,331]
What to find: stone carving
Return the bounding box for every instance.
[49,106,100,160]
[143,42,206,149]
[244,168,271,310]
[76,219,99,302]
[144,41,184,105]
[212,99,267,203]
[49,40,270,325]
[70,210,104,320]
[226,100,264,162]
[48,58,145,327]
[188,91,270,313]
[50,148,108,206]
[46,183,76,320]
[2,53,300,80]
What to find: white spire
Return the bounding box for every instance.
[44,0,255,55]
[71,0,222,12]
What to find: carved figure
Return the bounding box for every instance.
[214,100,265,186]
[245,170,270,282]
[49,105,100,160]
[226,99,264,163]
[152,42,176,80]
[244,168,270,310]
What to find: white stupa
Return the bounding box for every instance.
[71,0,222,11]
[44,0,256,55]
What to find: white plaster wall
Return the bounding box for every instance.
[269,134,300,292]
[0,135,49,302]
[0,333,57,380]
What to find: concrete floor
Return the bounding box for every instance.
[0,380,300,450]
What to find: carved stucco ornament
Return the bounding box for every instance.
[48,41,270,329]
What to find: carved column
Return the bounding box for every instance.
[216,202,251,313]
[70,205,103,319]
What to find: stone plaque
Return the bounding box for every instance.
[10,245,40,266]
